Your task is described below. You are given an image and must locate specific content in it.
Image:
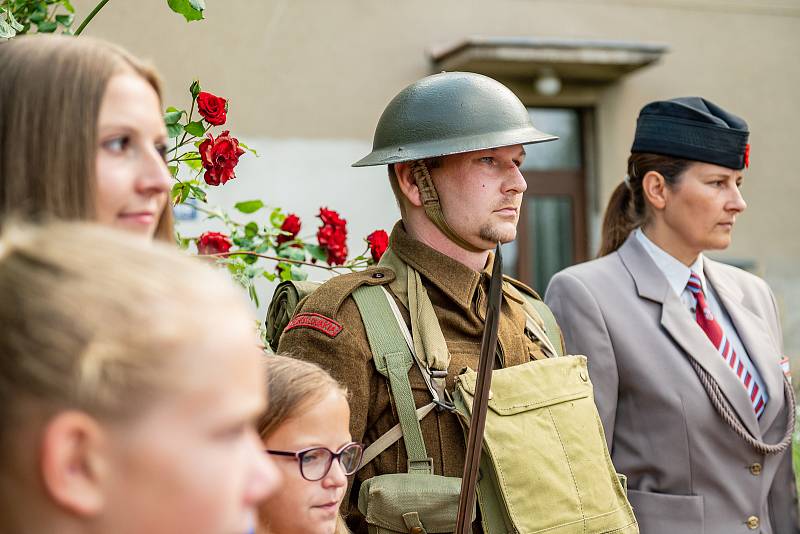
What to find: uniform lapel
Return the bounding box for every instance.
[617,235,762,438]
[704,260,784,432]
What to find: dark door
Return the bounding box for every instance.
[505,108,589,293]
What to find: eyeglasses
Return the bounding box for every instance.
[266,441,364,481]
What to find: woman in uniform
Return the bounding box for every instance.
[545,97,798,534]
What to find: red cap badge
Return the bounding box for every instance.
[744,144,750,168]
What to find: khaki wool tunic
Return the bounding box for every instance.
[278,222,551,532]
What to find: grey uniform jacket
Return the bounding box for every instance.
[545,234,798,534]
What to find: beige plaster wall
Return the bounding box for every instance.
[73,0,800,353]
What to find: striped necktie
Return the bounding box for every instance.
[686,272,766,418]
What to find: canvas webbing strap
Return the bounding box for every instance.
[528,297,564,357]
[508,285,563,358]
[411,161,483,253]
[353,285,434,475]
[359,402,437,469]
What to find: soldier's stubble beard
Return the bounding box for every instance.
[478,220,518,244]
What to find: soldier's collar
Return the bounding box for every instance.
[389,221,481,312]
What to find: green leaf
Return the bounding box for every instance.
[189,80,201,99]
[278,246,306,262]
[242,253,257,265]
[168,165,179,177]
[164,110,183,125]
[29,8,46,23]
[166,123,183,139]
[166,0,204,22]
[306,244,329,263]
[188,184,207,202]
[290,266,308,281]
[171,182,189,205]
[55,13,73,26]
[60,0,76,14]
[263,271,277,282]
[234,200,264,214]
[232,236,253,249]
[36,20,57,32]
[269,207,285,227]
[278,263,293,282]
[6,9,23,31]
[184,120,205,137]
[244,221,259,238]
[238,141,259,157]
[248,283,260,307]
[0,18,14,39]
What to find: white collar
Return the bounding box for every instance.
[634,228,706,296]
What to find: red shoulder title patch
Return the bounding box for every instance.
[284,313,343,338]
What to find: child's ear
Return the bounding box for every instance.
[40,410,109,517]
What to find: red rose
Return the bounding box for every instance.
[199,130,245,186]
[277,213,302,245]
[197,91,227,126]
[197,231,232,255]
[366,230,389,262]
[316,207,348,265]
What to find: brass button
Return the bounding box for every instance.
[410,528,423,534]
[746,515,759,530]
[749,462,762,476]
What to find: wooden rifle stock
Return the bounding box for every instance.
[454,244,503,533]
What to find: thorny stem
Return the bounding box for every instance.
[206,251,370,273]
[74,0,111,35]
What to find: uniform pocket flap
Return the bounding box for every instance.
[357,474,470,533]
[627,489,704,534]
[457,355,592,415]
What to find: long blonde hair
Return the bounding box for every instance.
[0,35,174,241]
[257,356,351,534]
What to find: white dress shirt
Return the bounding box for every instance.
[634,228,768,406]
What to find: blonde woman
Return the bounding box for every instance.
[0,35,172,240]
[545,98,798,533]
[257,356,359,534]
[0,221,279,534]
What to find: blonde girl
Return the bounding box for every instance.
[0,220,278,534]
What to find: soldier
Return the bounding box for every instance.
[277,72,634,533]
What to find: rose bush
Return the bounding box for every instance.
[3,0,388,316]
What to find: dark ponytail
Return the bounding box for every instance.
[598,153,693,256]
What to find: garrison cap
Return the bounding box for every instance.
[631,97,750,170]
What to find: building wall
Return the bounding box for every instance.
[74,0,800,357]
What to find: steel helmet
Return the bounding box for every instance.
[353,71,556,167]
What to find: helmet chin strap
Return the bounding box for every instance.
[410,160,485,254]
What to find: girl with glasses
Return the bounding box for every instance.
[257,356,360,534]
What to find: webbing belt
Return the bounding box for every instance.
[353,285,433,474]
